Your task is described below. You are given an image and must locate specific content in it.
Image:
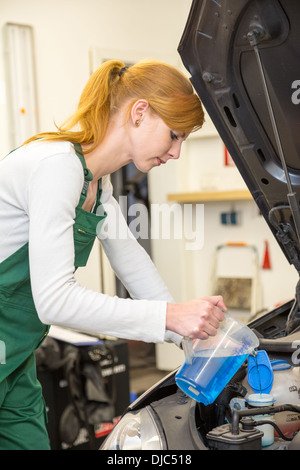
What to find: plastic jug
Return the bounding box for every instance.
[246,393,276,447]
[175,315,259,405]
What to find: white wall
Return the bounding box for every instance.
[184,133,299,312]
[150,121,299,370]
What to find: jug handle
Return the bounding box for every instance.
[183,337,194,364]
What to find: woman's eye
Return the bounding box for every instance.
[170,131,179,141]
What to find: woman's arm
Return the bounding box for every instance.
[28,153,167,343]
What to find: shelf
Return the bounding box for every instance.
[167,189,252,203]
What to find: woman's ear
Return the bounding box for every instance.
[130,99,149,126]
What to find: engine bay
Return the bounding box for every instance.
[131,301,300,451]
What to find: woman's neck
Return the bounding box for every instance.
[81,116,132,180]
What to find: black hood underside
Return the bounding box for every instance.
[178,0,300,273]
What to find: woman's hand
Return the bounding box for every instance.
[166,296,226,340]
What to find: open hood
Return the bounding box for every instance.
[178,0,300,274]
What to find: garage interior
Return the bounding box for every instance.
[1,0,299,450]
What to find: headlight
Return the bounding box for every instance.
[100,406,166,450]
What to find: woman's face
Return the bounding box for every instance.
[130,110,187,173]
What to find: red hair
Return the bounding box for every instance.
[24,59,204,152]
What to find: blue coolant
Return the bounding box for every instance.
[176,351,248,405]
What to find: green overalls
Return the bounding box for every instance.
[0,144,107,450]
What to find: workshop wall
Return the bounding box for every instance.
[184,131,299,313]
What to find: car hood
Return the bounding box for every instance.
[178,0,300,273]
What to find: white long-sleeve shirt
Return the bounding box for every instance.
[0,140,181,345]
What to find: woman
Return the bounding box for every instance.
[0,60,225,449]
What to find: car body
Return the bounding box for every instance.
[100,0,300,451]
